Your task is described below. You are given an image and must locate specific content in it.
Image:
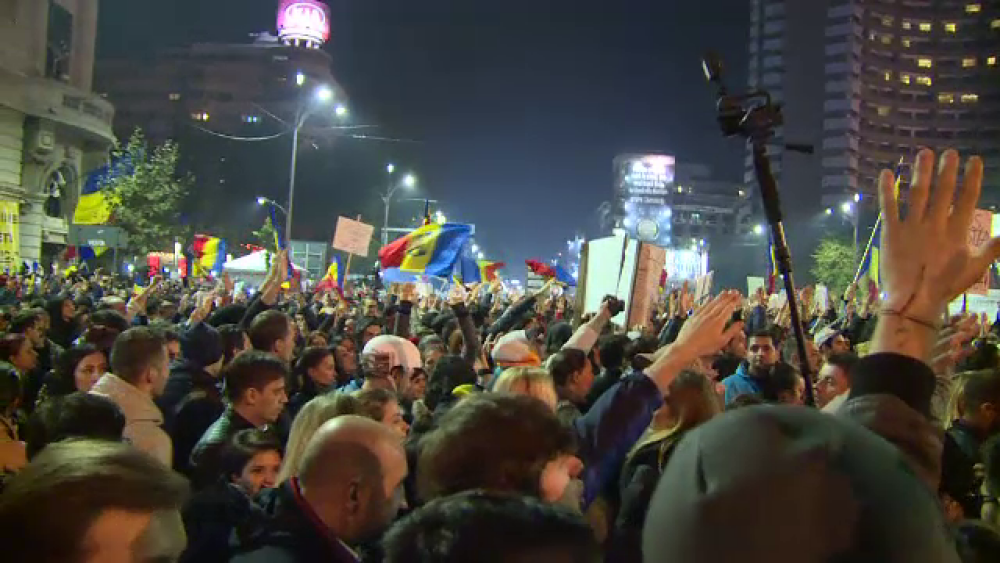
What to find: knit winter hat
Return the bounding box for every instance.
[643,405,959,563]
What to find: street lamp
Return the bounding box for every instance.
[380,167,418,245]
[256,196,289,216]
[284,85,346,243]
[753,224,764,236]
[840,201,853,214]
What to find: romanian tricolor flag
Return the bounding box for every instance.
[378,223,472,277]
[191,234,226,277]
[315,255,343,293]
[859,221,881,285]
[73,158,131,260]
[455,256,505,284]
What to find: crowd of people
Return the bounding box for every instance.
[0,148,999,562]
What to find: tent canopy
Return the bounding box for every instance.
[223,251,306,276]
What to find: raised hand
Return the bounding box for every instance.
[879,149,997,322]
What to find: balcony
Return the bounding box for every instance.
[0,66,115,146]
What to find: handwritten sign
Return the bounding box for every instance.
[332,216,374,257]
[0,201,19,273]
[967,209,993,295]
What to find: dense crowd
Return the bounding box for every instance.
[1,148,999,562]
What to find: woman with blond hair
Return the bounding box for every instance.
[275,392,358,483]
[492,367,559,411]
[611,369,721,560]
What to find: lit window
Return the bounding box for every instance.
[877,106,891,117]
[900,73,911,84]
[988,56,997,66]
[944,22,957,33]
[917,75,932,86]
[902,39,911,48]
[938,93,955,103]
[902,20,912,30]
[884,70,892,81]
[919,22,931,31]
[993,19,1000,30]
[168,93,181,101]
[880,34,892,45]
[881,15,893,26]
[966,4,981,13]
[961,93,979,103]
[918,58,932,68]
[963,57,976,67]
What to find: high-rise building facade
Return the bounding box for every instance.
[0,0,115,265]
[747,0,1000,213]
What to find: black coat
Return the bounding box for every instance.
[230,481,360,563]
[160,359,225,476]
[180,481,268,563]
[190,408,258,489]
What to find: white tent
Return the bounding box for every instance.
[222,251,307,283]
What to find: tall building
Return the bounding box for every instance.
[94,0,344,238]
[746,0,1000,214]
[0,0,114,266]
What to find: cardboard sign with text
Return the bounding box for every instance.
[966,209,993,295]
[332,217,374,257]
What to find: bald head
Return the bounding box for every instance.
[296,415,408,545]
[298,415,402,488]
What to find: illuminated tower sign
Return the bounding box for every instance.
[277,0,331,49]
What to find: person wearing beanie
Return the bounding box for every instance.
[159,321,226,476]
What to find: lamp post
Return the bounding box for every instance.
[284,85,345,244]
[256,196,288,217]
[381,168,417,245]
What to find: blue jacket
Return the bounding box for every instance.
[721,363,764,406]
[573,371,664,507]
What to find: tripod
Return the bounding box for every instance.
[702,53,817,407]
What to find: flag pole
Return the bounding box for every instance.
[852,213,882,285]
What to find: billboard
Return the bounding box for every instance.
[614,154,675,246]
[277,0,331,47]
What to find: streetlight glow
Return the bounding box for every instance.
[386,163,395,174]
[256,196,267,206]
[334,104,348,117]
[403,174,416,188]
[841,201,853,214]
[314,86,333,102]
[853,193,861,203]
[753,224,764,235]
[825,208,833,215]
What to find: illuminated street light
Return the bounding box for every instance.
[403,174,417,188]
[753,224,764,235]
[825,208,833,215]
[315,86,333,102]
[841,201,853,214]
[853,193,861,203]
[334,104,348,117]
[256,196,267,206]
[387,163,395,174]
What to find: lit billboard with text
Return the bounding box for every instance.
[614,154,675,247]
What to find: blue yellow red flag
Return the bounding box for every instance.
[316,255,343,292]
[192,234,226,277]
[379,223,473,277]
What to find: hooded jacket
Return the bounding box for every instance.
[90,373,172,467]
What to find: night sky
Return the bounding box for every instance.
[98,0,749,279]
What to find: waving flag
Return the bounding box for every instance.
[191,234,226,277]
[858,221,881,285]
[315,255,343,293]
[378,223,473,277]
[455,257,505,284]
[554,264,577,287]
[525,259,557,279]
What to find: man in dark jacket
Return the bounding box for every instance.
[230,416,407,563]
[159,322,225,475]
[190,351,287,489]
